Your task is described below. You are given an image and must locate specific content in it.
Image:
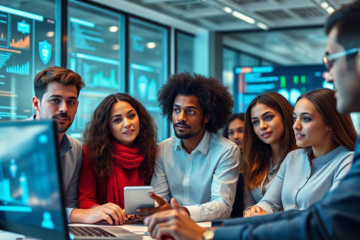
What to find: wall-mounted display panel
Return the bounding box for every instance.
[0,1,56,120]
[234,65,332,112]
[67,0,124,139]
[129,18,168,142]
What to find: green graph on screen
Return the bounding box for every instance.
[92,68,119,89]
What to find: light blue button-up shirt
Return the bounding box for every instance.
[151,130,241,222]
[256,145,353,213]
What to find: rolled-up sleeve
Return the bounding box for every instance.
[185,145,240,221]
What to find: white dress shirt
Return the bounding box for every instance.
[151,130,241,222]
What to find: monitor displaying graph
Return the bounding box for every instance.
[67,14,121,139]
[129,63,167,142]
[0,5,56,120]
[234,65,332,112]
[0,121,64,232]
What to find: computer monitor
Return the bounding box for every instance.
[0,120,69,240]
[234,64,332,112]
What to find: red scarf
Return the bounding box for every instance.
[107,141,145,209]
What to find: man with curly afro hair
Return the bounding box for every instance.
[137,72,241,222]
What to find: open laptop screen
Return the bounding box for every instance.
[0,120,68,240]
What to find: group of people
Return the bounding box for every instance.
[27,1,360,239]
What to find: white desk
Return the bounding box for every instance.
[0,222,211,240]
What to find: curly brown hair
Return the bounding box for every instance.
[83,93,157,183]
[157,72,234,133]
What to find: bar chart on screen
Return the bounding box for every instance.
[6,61,30,75]
[9,35,30,49]
[0,159,32,212]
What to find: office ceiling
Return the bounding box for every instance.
[126,0,354,31]
[226,28,329,65]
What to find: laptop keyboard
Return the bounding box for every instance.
[69,226,124,238]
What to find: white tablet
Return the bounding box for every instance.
[124,186,154,215]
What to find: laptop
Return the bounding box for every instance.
[0,120,141,240]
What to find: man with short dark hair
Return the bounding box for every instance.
[29,66,125,225]
[137,73,240,222]
[144,2,360,239]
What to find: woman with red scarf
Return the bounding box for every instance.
[78,93,157,225]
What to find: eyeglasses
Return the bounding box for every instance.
[323,48,359,70]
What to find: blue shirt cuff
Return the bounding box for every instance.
[66,208,74,223]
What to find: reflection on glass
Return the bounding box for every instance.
[239,53,260,67]
[176,32,194,74]
[223,48,237,97]
[0,0,56,120]
[129,18,168,142]
[67,0,123,139]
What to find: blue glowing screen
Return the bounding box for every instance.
[234,65,332,112]
[0,5,56,120]
[0,121,65,232]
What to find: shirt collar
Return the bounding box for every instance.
[60,133,73,157]
[175,130,211,155]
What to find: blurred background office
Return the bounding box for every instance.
[0,0,358,142]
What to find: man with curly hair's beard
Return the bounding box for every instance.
[137,73,241,222]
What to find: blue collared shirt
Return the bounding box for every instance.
[256,145,353,213]
[151,131,241,222]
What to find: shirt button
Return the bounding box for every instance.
[185,175,189,179]
[297,187,301,191]
[306,176,309,179]
[293,205,297,209]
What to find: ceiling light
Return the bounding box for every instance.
[326,7,335,13]
[46,31,54,37]
[223,7,232,13]
[109,26,118,32]
[232,11,255,24]
[112,44,119,50]
[257,22,269,30]
[321,2,329,8]
[146,42,156,49]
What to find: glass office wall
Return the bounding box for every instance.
[176,32,194,74]
[67,0,124,139]
[223,48,237,97]
[128,17,168,142]
[0,0,57,120]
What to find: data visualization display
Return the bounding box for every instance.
[0,5,56,120]
[129,63,166,142]
[67,16,121,139]
[234,65,332,112]
[0,122,64,232]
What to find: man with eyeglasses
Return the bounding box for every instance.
[143,1,360,239]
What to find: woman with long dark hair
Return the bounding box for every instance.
[242,92,297,216]
[77,93,157,224]
[223,113,245,152]
[245,89,356,217]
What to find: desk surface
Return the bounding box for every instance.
[0,222,211,240]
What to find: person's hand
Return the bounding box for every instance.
[70,203,126,225]
[136,192,172,215]
[244,206,267,217]
[145,198,206,240]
